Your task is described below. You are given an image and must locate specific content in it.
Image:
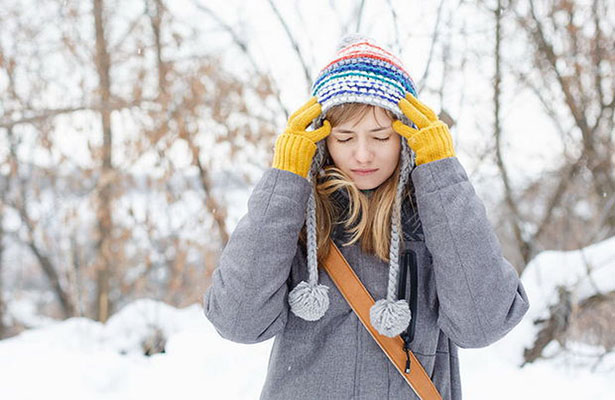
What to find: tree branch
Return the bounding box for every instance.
[266,0,313,90]
[193,1,290,120]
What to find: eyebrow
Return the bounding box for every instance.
[334,126,390,134]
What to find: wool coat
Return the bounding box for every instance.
[203,156,530,399]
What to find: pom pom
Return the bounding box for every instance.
[336,33,372,51]
[289,281,330,321]
[369,298,412,337]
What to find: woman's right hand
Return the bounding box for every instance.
[392,92,455,166]
[272,96,331,178]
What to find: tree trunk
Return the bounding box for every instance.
[93,0,114,323]
[492,1,532,270]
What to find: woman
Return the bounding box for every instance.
[203,34,530,399]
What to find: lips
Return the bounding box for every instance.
[351,169,378,176]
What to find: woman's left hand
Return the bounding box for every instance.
[392,92,456,166]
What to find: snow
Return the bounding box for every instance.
[0,299,272,399]
[2,237,615,399]
[460,234,615,399]
[523,235,615,319]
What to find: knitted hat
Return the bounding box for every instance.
[287,33,420,338]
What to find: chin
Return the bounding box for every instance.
[355,180,381,190]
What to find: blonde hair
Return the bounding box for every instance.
[298,103,415,266]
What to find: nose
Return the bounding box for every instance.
[354,139,373,164]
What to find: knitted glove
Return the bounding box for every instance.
[392,92,455,166]
[272,96,331,178]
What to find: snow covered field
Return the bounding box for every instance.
[1,236,614,399]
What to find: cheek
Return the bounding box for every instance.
[378,142,400,172]
[383,140,401,162]
[325,141,343,164]
[326,140,345,158]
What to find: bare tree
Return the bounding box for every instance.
[0,0,279,332]
[193,1,291,120]
[487,0,615,366]
[486,0,534,268]
[0,9,78,320]
[522,286,573,366]
[512,0,615,246]
[92,0,115,322]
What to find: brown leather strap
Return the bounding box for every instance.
[322,238,442,400]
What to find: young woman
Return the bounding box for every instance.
[203,34,530,400]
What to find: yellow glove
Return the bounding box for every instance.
[392,92,455,166]
[272,96,331,178]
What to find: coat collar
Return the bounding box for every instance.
[328,185,424,242]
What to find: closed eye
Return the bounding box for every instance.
[335,136,391,143]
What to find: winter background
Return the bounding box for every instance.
[1,0,614,399]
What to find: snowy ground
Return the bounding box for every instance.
[2,236,614,399]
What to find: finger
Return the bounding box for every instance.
[307,119,331,143]
[392,120,419,139]
[289,96,318,123]
[405,92,438,122]
[398,98,430,129]
[290,102,322,130]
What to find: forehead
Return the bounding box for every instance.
[331,106,393,130]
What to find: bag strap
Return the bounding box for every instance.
[322,238,442,400]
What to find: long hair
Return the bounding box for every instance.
[298,103,415,266]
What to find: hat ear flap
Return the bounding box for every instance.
[288,143,331,321]
[369,140,414,337]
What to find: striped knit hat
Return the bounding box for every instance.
[287,33,420,338]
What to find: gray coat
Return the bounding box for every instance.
[203,156,530,399]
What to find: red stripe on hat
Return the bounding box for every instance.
[341,40,399,60]
[318,40,408,75]
[318,52,409,78]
